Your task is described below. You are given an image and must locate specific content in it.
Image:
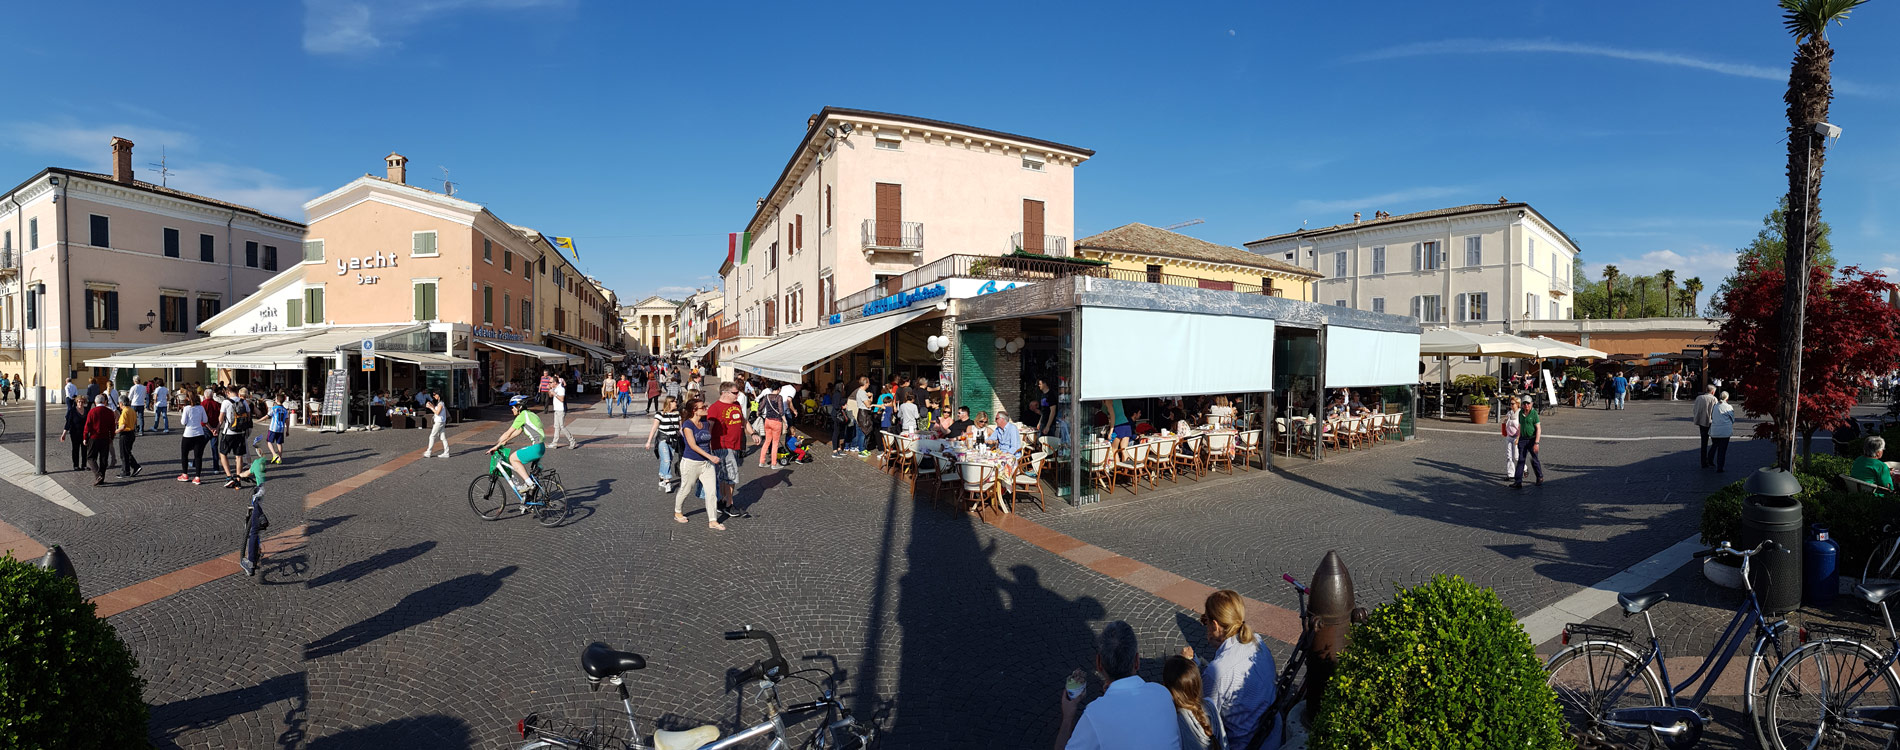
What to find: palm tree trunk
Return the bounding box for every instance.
[1772,37,1834,471]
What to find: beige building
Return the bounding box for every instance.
[0,137,302,395]
[675,289,722,362]
[527,235,620,366]
[1076,223,1321,301]
[622,295,678,357]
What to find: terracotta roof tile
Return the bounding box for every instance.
[1077,223,1321,278]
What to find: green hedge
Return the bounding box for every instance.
[1698,453,1892,566]
[0,555,148,748]
[1310,575,1568,749]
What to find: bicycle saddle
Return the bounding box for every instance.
[1858,582,1900,605]
[653,726,720,750]
[580,642,646,680]
[1618,591,1669,615]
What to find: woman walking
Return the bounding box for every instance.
[1709,391,1735,472]
[757,385,790,468]
[1500,396,1521,481]
[423,391,451,457]
[115,395,143,478]
[59,399,87,471]
[644,396,682,492]
[177,391,211,484]
[673,398,725,531]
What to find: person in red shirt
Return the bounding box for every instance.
[616,376,632,419]
[707,381,758,522]
[82,395,117,486]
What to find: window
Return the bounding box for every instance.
[200,234,215,262]
[769,241,779,271]
[300,288,321,324]
[1334,299,1347,308]
[417,231,440,258]
[1457,292,1487,322]
[1414,241,1442,271]
[482,286,493,323]
[28,218,37,249]
[874,132,901,150]
[504,251,513,272]
[552,266,565,288]
[1371,297,1385,314]
[89,214,109,248]
[825,186,833,228]
[1551,300,1560,320]
[1371,246,1385,274]
[159,293,187,333]
[1023,154,1046,171]
[1527,293,1540,320]
[84,287,118,330]
[1552,254,1560,279]
[197,295,223,325]
[413,281,437,321]
[2,230,9,253]
[1333,252,1348,278]
[162,228,180,258]
[303,239,323,263]
[244,241,258,268]
[262,245,277,271]
[524,255,532,278]
[1527,236,1536,265]
[286,298,303,328]
[503,293,512,326]
[522,300,532,331]
[1411,294,1443,323]
[1464,236,1482,267]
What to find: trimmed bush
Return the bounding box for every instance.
[0,555,148,748]
[1698,452,1891,567]
[1310,575,1568,749]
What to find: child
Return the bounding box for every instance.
[264,394,291,464]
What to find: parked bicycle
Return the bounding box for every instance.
[470,445,569,527]
[1544,540,1795,748]
[516,625,878,750]
[1250,573,1311,749]
[1860,523,1900,586]
[1760,582,1900,749]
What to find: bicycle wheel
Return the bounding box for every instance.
[1749,624,1795,746]
[1864,536,1900,585]
[1545,642,1666,749]
[1764,640,1899,750]
[467,473,508,520]
[534,479,569,527]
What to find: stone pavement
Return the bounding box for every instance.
[0,394,1768,747]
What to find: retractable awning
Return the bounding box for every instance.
[546,333,619,361]
[205,325,426,369]
[478,339,581,365]
[378,351,479,371]
[730,308,933,383]
[84,333,283,369]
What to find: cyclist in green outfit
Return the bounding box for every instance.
[489,395,547,495]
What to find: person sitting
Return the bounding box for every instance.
[1054,621,1181,750]
[1163,655,1224,750]
[1852,437,1894,492]
[1182,589,1280,750]
[996,411,1022,458]
[974,412,993,443]
[943,406,973,440]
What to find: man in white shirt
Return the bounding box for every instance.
[64,377,79,405]
[1055,621,1180,750]
[128,381,149,435]
[548,378,579,449]
[151,379,172,434]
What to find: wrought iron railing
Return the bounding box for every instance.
[861,220,924,251]
[0,330,19,349]
[0,248,17,271]
[833,253,1103,315]
[1099,267,1272,295]
[1009,232,1070,257]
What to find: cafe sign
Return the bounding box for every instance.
[473,325,527,342]
[336,251,399,284]
[862,284,946,317]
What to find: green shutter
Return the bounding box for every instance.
[483,287,493,323]
[287,299,302,328]
[955,331,996,417]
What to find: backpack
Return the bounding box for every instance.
[232,401,255,432]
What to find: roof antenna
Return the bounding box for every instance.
[1160,218,1205,231]
[438,166,455,196]
[148,146,174,187]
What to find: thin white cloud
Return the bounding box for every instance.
[2,120,321,220]
[303,0,569,56]
[1346,39,1884,97]
[1581,248,1738,283]
[654,286,702,298]
[1293,186,1467,216]
[3,121,196,162]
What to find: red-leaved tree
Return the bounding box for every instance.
[1714,256,1900,463]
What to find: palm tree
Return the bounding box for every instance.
[1683,277,1704,316]
[1603,265,1620,319]
[1773,0,1866,470]
[1635,278,1650,318]
[1659,269,1677,317]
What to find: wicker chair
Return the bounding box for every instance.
[1147,436,1179,483]
[1205,431,1236,474]
[959,461,999,516]
[1082,443,1116,495]
[1010,451,1050,512]
[1113,441,1154,493]
[894,434,919,487]
[1235,429,1262,470]
[1174,433,1205,480]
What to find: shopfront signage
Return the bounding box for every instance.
[336,252,399,275]
[473,325,528,342]
[321,369,347,416]
[361,338,376,371]
[862,284,945,317]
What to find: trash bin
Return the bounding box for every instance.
[1805,524,1839,608]
[1739,468,1805,614]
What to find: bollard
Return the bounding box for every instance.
[1304,550,1359,723]
[33,544,78,584]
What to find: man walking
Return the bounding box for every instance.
[1692,385,1718,468]
[128,379,149,435]
[82,396,115,486]
[151,378,171,433]
[1610,371,1629,410]
[548,377,579,449]
[1511,398,1544,489]
[708,382,759,522]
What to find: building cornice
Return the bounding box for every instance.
[63,176,304,239]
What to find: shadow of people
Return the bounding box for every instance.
[305,541,436,589]
[148,671,307,749]
[303,714,471,749]
[302,566,517,660]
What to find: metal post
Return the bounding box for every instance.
[1313,326,1326,462]
[1068,309,1083,503]
[1786,130,1816,471]
[32,284,45,474]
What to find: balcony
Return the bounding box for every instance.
[861,220,924,254]
[1552,272,1573,296]
[1100,267,1273,295]
[0,247,18,276]
[832,253,1104,319]
[1009,232,1070,257]
[0,330,18,350]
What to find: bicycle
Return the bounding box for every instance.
[470,445,569,527]
[1544,540,1795,748]
[1760,582,1900,749]
[1861,523,1900,586]
[516,625,878,750]
[1251,574,1311,749]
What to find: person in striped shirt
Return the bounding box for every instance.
[644,396,683,492]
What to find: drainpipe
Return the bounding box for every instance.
[226,211,237,312]
[57,175,71,382]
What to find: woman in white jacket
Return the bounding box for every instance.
[1501,396,1521,480]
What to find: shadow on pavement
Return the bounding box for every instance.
[302,566,517,660]
[148,671,308,749]
[304,714,471,749]
[305,541,437,589]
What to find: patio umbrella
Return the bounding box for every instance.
[1528,336,1608,360]
[1418,329,1544,419]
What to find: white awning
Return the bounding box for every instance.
[730,308,933,382]
[478,339,581,365]
[546,333,620,361]
[1079,308,1275,400]
[378,351,479,371]
[84,333,282,369]
[1418,328,1529,357]
[1529,336,1608,360]
[1325,326,1420,388]
[205,325,426,369]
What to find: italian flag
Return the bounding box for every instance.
[729,232,753,265]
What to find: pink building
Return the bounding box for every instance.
[0,137,302,397]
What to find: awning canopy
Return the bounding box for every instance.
[730,308,933,383]
[1418,328,1535,357]
[478,339,581,365]
[378,351,479,371]
[546,333,619,361]
[1486,332,1577,358]
[687,344,716,361]
[206,325,427,369]
[1528,336,1608,360]
[84,333,282,369]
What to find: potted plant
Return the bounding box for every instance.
[1467,393,1491,424]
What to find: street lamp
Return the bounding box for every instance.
[1785,121,1841,471]
[137,309,156,331]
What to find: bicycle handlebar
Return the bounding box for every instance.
[1693,540,1784,559]
[1282,574,1308,595]
[725,626,789,686]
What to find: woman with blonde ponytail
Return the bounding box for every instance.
[1179,589,1279,750]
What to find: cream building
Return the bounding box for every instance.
[1076,223,1321,301]
[1245,200,1580,378]
[675,288,722,361]
[0,137,302,395]
[623,295,677,357]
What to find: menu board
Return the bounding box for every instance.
[321,369,348,416]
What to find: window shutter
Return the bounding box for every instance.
[1454,293,1466,322]
[1413,243,1422,270]
[288,299,302,328]
[84,292,95,329]
[106,291,119,329]
[415,284,426,320]
[1477,293,1487,321]
[1410,296,1421,319]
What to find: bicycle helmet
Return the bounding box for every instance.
[509,395,529,408]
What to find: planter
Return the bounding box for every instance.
[1703,557,1745,589]
[1468,405,1490,424]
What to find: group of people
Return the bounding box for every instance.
[60,382,290,488]
[0,373,24,402]
[1689,385,1738,473]
[1055,590,1281,750]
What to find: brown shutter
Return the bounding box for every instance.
[1023,199,1045,253]
[875,183,902,246]
[795,214,804,251]
[825,186,832,228]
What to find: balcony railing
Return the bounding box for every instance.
[1553,273,1573,293]
[862,220,924,252]
[0,330,18,349]
[833,253,1105,317]
[0,248,18,273]
[1101,267,1274,296]
[1009,232,1070,257]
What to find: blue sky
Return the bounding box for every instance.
[4,0,1896,311]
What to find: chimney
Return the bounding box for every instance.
[1352,212,1361,224]
[110,137,135,184]
[385,153,408,184]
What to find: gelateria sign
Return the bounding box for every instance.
[336,252,399,284]
[472,325,527,342]
[862,284,946,317]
